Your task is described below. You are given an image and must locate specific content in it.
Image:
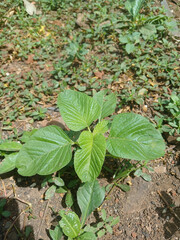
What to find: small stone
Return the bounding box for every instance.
[154,166,166,174]
[177,187,180,194]
[132,232,137,238]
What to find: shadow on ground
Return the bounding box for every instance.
[156,191,180,239]
[0,197,35,240]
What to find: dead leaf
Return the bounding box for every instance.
[26,54,34,64]
[23,0,37,15]
[94,71,104,79]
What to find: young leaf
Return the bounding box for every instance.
[77,180,105,227]
[93,90,117,120]
[0,153,18,174]
[16,126,73,176]
[97,229,106,238]
[107,113,165,161]
[117,184,130,192]
[101,209,106,221]
[93,120,109,135]
[127,0,146,19]
[125,43,135,54]
[65,190,74,208]
[57,90,101,131]
[45,185,56,200]
[0,142,22,151]
[49,225,63,240]
[0,199,6,208]
[53,177,64,187]
[141,173,152,182]
[74,131,106,182]
[59,210,81,238]
[77,232,97,240]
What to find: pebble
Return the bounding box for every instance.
[177,187,180,194]
[154,166,166,174]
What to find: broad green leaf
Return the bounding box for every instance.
[74,131,106,182]
[0,142,22,151]
[0,153,18,174]
[59,210,81,238]
[93,90,117,120]
[65,190,74,208]
[127,0,146,19]
[140,24,157,38]
[20,129,37,143]
[49,225,63,240]
[45,185,56,200]
[77,232,97,240]
[93,120,109,135]
[58,90,101,131]
[107,113,165,161]
[125,43,135,54]
[77,180,105,227]
[16,126,72,176]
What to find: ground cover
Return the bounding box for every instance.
[0,0,180,239]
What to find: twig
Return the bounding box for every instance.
[37,200,50,240]
[157,190,180,222]
[12,184,32,208]
[0,177,7,197]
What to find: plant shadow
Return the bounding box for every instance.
[0,197,35,240]
[156,191,180,239]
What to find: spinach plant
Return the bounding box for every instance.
[0,89,165,239]
[0,89,165,179]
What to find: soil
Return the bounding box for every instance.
[0,0,180,240]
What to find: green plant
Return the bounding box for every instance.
[0,89,165,177]
[0,89,165,238]
[0,199,11,219]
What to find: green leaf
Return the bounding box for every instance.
[134,168,143,177]
[16,126,72,176]
[77,180,105,227]
[58,90,101,131]
[65,190,74,208]
[141,173,152,182]
[127,0,146,19]
[101,209,106,221]
[97,229,106,238]
[59,210,81,238]
[106,224,113,234]
[110,217,120,226]
[93,90,117,120]
[93,120,109,135]
[20,129,38,143]
[0,153,18,174]
[2,211,11,218]
[53,177,64,187]
[107,113,165,161]
[49,225,63,240]
[74,131,106,182]
[56,187,67,193]
[125,43,135,54]
[0,199,6,208]
[45,185,56,200]
[0,142,22,151]
[140,24,157,37]
[77,232,97,240]
[118,184,130,192]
